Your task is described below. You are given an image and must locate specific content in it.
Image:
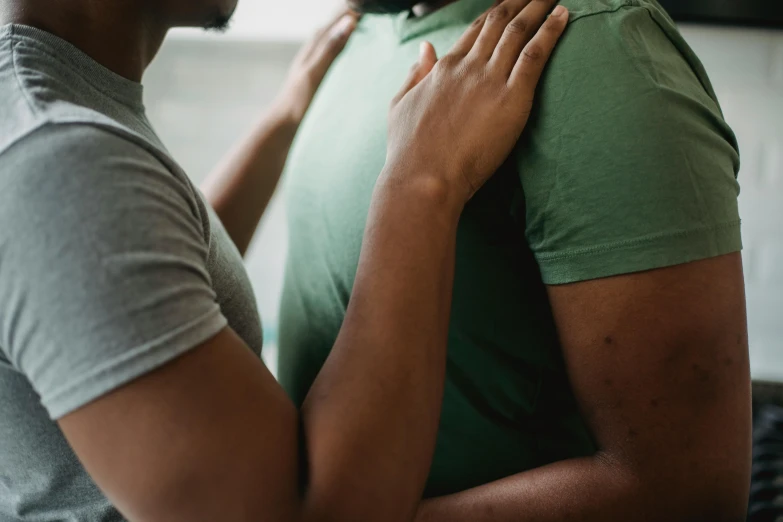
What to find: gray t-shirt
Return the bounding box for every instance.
[0,24,264,520]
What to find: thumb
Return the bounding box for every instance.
[392,42,438,105]
[310,14,359,79]
[418,41,438,74]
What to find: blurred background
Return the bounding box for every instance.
[142,0,783,380]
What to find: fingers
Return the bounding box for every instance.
[449,10,488,56]
[490,0,558,72]
[509,5,568,88]
[392,42,438,106]
[325,13,359,54]
[471,0,532,60]
[300,9,354,55]
[419,41,438,72]
[320,8,361,41]
[307,13,359,81]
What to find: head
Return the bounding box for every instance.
[348,0,418,14]
[0,0,241,80]
[156,0,240,31]
[1,0,239,30]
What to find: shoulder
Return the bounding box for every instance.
[1,123,196,211]
[526,0,734,149]
[560,0,670,27]
[2,122,162,167]
[514,1,742,285]
[553,0,711,97]
[0,123,207,248]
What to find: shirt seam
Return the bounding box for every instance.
[8,29,144,111]
[536,220,741,261]
[611,2,718,101]
[9,27,40,118]
[44,307,227,419]
[396,0,641,43]
[565,0,642,25]
[0,122,213,253]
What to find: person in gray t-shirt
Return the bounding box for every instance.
[0,0,569,520]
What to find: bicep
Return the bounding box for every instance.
[58,327,302,522]
[547,253,751,501]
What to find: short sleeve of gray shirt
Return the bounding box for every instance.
[0,123,229,419]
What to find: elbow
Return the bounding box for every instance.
[599,451,749,522]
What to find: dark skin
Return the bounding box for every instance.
[416,253,751,522]
[337,2,752,521]
[1,0,570,520]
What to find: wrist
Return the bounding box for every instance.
[377,164,466,223]
[265,96,304,136]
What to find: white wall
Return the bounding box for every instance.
[144,39,300,370]
[680,25,783,382]
[172,0,343,41]
[144,22,783,380]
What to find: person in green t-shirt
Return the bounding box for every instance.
[279,0,751,519]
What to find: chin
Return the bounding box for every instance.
[203,0,239,31]
[348,0,418,14]
[167,0,239,30]
[221,0,240,18]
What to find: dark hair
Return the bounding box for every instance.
[349,0,418,14]
[203,9,232,31]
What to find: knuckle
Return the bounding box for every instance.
[487,5,510,23]
[545,15,564,32]
[439,54,462,69]
[522,44,544,63]
[465,62,489,84]
[505,18,529,36]
[457,55,478,75]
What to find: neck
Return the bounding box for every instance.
[412,0,459,17]
[1,0,167,82]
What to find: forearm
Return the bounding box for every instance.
[417,454,745,522]
[301,172,463,522]
[201,107,298,256]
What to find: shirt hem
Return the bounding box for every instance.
[537,221,743,285]
[44,308,228,420]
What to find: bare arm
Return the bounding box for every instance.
[59,177,461,522]
[201,12,357,256]
[57,2,570,521]
[417,253,752,522]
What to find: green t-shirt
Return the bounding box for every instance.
[278,0,741,497]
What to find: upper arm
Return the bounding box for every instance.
[0,124,303,520]
[0,124,224,418]
[58,328,302,522]
[519,7,750,513]
[546,253,751,516]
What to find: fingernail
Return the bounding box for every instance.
[551,5,566,17]
[419,41,428,57]
[330,14,356,39]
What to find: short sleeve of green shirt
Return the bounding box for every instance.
[518,1,742,285]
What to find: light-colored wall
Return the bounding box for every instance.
[143,24,783,380]
[144,39,300,370]
[170,0,343,41]
[684,26,783,382]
